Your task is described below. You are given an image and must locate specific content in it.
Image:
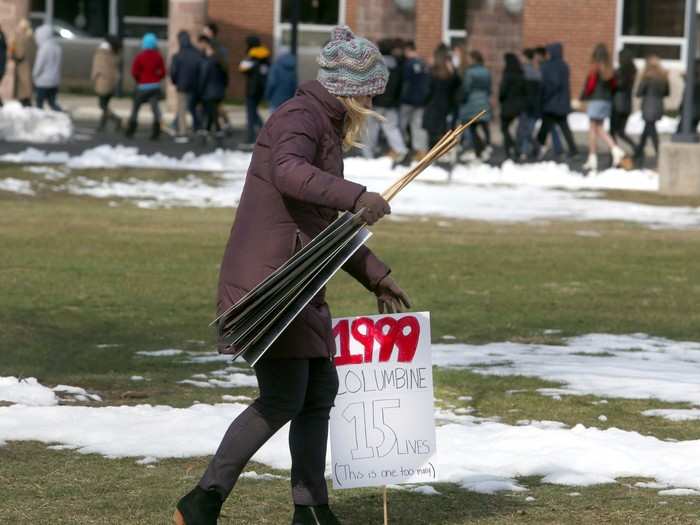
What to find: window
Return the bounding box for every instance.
[443,0,467,48]
[617,0,688,64]
[280,0,340,25]
[122,0,168,39]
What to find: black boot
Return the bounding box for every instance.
[174,485,223,525]
[125,120,137,138]
[292,504,341,525]
[150,121,161,140]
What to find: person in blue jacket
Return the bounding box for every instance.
[264,52,297,112]
[399,41,430,159]
[535,42,578,156]
[170,30,204,135]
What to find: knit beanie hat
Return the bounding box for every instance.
[317,26,388,97]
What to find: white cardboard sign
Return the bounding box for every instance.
[330,312,437,489]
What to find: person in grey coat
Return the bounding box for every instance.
[634,55,669,159]
[459,50,492,159]
[32,24,62,111]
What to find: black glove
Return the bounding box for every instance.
[375,275,412,314]
[354,191,391,226]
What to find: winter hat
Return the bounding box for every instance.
[142,33,158,50]
[317,26,388,97]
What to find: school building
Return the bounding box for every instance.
[0,0,696,105]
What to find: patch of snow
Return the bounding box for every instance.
[179,367,258,389]
[457,395,472,401]
[239,471,289,481]
[0,178,34,195]
[658,488,700,496]
[598,415,608,422]
[433,334,700,405]
[0,101,73,143]
[0,377,57,406]
[642,408,700,422]
[184,352,233,364]
[525,496,536,502]
[412,485,442,496]
[635,481,670,489]
[567,492,581,496]
[3,146,700,229]
[441,335,457,340]
[516,420,568,430]
[136,349,184,357]
[130,376,145,382]
[136,456,158,465]
[221,395,252,402]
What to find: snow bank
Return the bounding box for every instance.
[0,377,102,406]
[433,334,700,405]
[0,101,73,143]
[2,401,700,493]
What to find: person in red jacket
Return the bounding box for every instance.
[126,33,165,140]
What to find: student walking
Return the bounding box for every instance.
[423,43,461,149]
[11,19,35,107]
[580,43,625,171]
[264,52,297,112]
[198,35,228,139]
[126,33,165,140]
[239,35,271,145]
[635,55,670,160]
[91,35,122,131]
[536,43,578,158]
[460,50,492,160]
[498,52,527,160]
[32,24,63,111]
[610,49,637,151]
[170,30,204,135]
[400,41,431,160]
[518,49,542,159]
[173,25,409,525]
[363,38,408,162]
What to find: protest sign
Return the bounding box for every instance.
[330,312,437,489]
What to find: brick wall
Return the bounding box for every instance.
[415,0,443,59]
[466,0,523,105]
[523,0,617,101]
[168,0,208,108]
[208,0,275,99]
[351,0,415,43]
[0,0,30,101]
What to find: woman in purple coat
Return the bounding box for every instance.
[173,26,410,525]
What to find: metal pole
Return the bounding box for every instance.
[673,0,699,143]
[46,0,54,25]
[290,0,300,57]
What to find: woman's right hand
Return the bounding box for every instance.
[353,191,391,225]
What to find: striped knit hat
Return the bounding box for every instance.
[317,26,388,97]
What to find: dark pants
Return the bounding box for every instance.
[187,92,203,131]
[500,114,519,158]
[610,110,636,150]
[245,94,263,143]
[204,98,223,132]
[128,88,162,127]
[469,121,491,157]
[637,121,660,157]
[537,112,577,155]
[199,357,339,505]
[35,87,61,111]
[97,93,120,130]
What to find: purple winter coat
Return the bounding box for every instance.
[217,80,391,360]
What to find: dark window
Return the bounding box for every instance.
[622,0,685,37]
[122,0,168,17]
[449,0,467,31]
[622,43,682,61]
[30,0,46,12]
[280,0,340,25]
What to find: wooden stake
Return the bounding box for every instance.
[383,485,389,525]
[381,110,486,202]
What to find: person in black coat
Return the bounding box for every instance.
[499,53,527,159]
[0,25,6,106]
[536,42,578,156]
[423,43,461,148]
[239,35,271,144]
[610,49,637,151]
[198,35,229,136]
[171,30,204,134]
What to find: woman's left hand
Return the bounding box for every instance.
[375,275,412,314]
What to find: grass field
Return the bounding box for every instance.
[1,169,700,524]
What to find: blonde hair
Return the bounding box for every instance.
[336,96,384,151]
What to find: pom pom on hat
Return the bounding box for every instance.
[317,26,388,97]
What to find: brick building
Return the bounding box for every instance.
[2,0,697,107]
[209,0,696,106]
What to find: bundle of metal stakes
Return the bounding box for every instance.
[212,110,486,366]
